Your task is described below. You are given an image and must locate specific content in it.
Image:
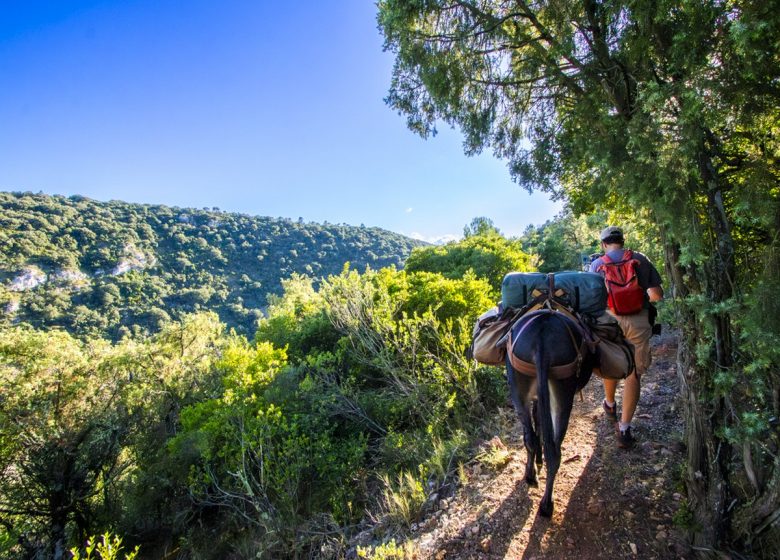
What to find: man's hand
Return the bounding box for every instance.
[647,286,664,302]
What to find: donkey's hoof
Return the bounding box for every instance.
[525,476,538,487]
[538,501,553,518]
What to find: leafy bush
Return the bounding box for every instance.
[378,471,427,528]
[357,539,418,560]
[404,226,532,295]
[70,533,139,560]
[169,339,368,557]
[0,328,135,558]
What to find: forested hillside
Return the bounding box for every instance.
[0,191,424,339]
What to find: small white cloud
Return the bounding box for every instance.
[408,232,460,245]
[431,234,459,245]
[405,207,414,213]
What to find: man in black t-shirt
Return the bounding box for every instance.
[590,226,663,449]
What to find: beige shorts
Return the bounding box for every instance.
[609,309,653,378]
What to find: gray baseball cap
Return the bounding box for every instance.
[599,226,624,241]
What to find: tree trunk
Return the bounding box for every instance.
[50,514,67,560]
[658,225,690,299]
[677,334,728,554]
[672,141,739,554]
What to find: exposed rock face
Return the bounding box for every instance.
[52,269,89,285]
[110,246,155,276]
[8,267,47,291]
[6,267,93,292]
[4,254,153,292]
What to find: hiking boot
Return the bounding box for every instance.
[603,400,617,422]
[617,426,636,449]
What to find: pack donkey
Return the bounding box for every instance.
[505,308,595,517]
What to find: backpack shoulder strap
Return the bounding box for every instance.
[596,254,612,273]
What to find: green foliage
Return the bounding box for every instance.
[521,209,604,272]
[672,499,697,532]
[476,440,512,471]
[320,266,495,430]
[111,314,234,546]
[169,336,370,556]
[70,533,139,560]
[422,431,469,482]
[462,216,499,238]
[404,224,532,295]
[0,192,423,340]
[357,539,418,560]
[379,470,427,528]
[402,270,494,325]
[0,327,135,558]
[167,260,503,555]
[520,208,666,276]
[0,312,230,559]
[0,225,512,558]
[254,273,341,362]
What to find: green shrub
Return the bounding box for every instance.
[357,539,418,559]
[379,470,427,528]
[70,533,139,560]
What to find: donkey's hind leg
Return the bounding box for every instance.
[508,368,539,486]
[538,377,578,517]
[522,401,540,487]
[532,399,543,469]
[551,376,579,447]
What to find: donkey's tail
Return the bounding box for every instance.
[535,327,555,460]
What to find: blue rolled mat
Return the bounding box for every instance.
[501,271,607,317]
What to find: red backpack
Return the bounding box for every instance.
[597,250,644,315]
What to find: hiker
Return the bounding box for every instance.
[590,226,663,448]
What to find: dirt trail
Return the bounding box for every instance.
[408,331,690,559]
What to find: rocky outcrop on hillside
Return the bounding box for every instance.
[8,267,47,291]
[110,246,155,276]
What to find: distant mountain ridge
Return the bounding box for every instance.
[0,191,425,339]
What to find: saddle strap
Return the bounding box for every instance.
[507,349,581,380]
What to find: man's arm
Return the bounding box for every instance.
[636,252,664,302]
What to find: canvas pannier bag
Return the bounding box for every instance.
[589,312,636,379]
[468,305,517,366]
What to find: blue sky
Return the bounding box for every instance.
[0,0,562,242]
